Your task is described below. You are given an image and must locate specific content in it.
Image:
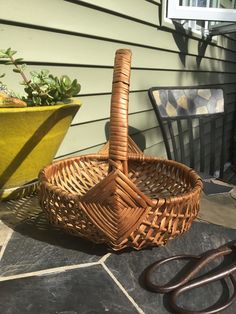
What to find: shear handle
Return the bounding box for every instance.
[170,265,236,314]
[144,245,232,294]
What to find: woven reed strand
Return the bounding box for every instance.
[109,49,132,176]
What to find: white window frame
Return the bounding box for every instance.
[163,0,236,35]
[167,0,236,22]
[161,0,211,38]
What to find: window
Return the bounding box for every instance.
[164,0,236,35]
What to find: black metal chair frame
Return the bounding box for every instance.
[148,86,227,179]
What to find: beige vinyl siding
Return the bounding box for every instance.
[1,0,236,165]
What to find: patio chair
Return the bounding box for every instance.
[148,86,226,179]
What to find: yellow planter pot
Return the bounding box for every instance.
[0,103,81,200]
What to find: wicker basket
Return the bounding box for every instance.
[38,49,202,251]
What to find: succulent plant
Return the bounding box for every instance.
[0,48,81,107]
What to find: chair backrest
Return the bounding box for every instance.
[148,86,226,178]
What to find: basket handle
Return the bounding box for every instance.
[109,49,132,176]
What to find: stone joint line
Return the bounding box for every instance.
[0,247,144,314]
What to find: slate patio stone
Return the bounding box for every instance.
[1,195,236,314]
[0,221,12,262]
[0,225,108,277]
[0,196,109,277]
[199,192,236,229]
[105,221,236,314]
[0,265,138,314]
[0,221,12,248]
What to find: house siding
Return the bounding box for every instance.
[1,0,236,165]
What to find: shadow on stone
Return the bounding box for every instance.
[0,196,108,256]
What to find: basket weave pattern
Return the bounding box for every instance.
[39,49,202,251]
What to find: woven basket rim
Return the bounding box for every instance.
[39,152,202,203]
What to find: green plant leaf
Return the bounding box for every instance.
[30,71,39,77]
[4,61,14,65]
[14,58,24,63]
[32,76,41,84]
[41,69,50,76]
[8,49,17,57]
[44,78,54,85]
[0,52,8,58]
[0,47,81,106]
[61,75,71,86]
[13,68,21,73]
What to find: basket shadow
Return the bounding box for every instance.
[0,195,157,256]
[0,195,108,256]
[105,122,146,152]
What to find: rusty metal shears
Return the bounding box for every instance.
[144,241,236,314]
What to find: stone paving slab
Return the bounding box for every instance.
[0,194,236,314]
[0,221,12,248]
[105,221,236,314]
[0,196,108,276]
[0,196,44,226]
[0,228,108,277]
[199,192,236,229]
[0,265,139,314]
[0,221,12,260]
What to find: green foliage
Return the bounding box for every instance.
[0,48,81,106]
[23,70,81,106]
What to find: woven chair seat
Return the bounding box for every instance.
[39,49,202,251]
